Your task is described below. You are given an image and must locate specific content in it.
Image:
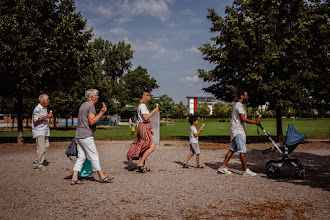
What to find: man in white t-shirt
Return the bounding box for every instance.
[32,94,53,171]
[218,90,261,176]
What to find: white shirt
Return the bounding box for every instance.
[32,103,50,138]
[230,102,247,141]
[189,125,198,143]
[137,103,150,123]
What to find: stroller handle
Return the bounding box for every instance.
[257,115,284,155]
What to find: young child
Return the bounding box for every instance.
[131,120,136,135]
[183,116,205,168]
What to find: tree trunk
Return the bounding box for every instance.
[53,117,57,129]
[276,108,283,141]
[17,94,24,144]
[65,118,68,129]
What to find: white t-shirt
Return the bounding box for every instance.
[230,102,247,141]
[137,103,150,123]
[32,103,50,139]
[189,125,198,143]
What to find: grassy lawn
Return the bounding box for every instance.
[161,118,329,139]
[0,118,328,139]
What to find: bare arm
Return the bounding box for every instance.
[194,125,205,137]
[88,106,107,126]
[142,106,159,121]
[239,114,261,125]
[34,112,53,124]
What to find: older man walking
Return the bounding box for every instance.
[32,94,53,171]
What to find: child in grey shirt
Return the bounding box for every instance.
[183,116,205,168]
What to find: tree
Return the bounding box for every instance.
[174,101,187,119]
[104,40,134,82]
[213,102,228,118]
[91,38,134,95]
[0,0,94,142]
[199,0,329,138]
[149,94,175,125]
[119,66,159,107]
[194,102,210,118]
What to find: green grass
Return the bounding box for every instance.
[162,118,329,139]
[0,118,329,139]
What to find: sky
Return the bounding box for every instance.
[74,0,234,105]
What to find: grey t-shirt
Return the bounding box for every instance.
[75,102,97,139]
[189,125,198,144]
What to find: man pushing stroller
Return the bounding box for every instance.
[218,90,261,176]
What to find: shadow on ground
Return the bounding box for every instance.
[204,148,330,191]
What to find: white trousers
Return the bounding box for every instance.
[73,136,101,172]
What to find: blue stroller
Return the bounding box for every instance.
[259,123,307,179]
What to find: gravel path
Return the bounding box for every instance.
[0,140,329,219]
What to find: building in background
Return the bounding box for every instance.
[186,96,216,115]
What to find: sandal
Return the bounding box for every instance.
[100,176,114,183]
[197,165,204,169]
[183,163,189,168]
[137,165,147,173]
[145,167,152,172]
[71,180,84,185]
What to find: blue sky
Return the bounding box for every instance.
[75,0,233,104]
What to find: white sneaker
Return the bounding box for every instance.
[243,168,257,176]
[34,165,47,171]
[218,166,232,174]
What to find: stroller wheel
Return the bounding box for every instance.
[266,161,280,179]
[295,163,305,180]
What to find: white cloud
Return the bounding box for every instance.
[108,27,128,35]
[130,38,167,57]
[182,9,193,16]
[114,17,133,25]
[185,46,200,54]
[181,75,200,83]
[168,22,177,28]
[84,0,172,24]
[191,18,203,24]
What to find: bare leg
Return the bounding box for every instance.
[222,150,234,168]
[137,143,155,167]
[184,154,193,164]
[72,170,79,182]
[240,153,248,171]
[97,170,107,180]
[196,155,200,167]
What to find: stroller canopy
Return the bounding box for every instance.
[286,124,307,146]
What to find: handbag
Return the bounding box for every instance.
[65,138,78,157]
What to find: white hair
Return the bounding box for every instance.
[39,94,49,103]
[85,89,99,101]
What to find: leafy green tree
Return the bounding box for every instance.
[158,94,175,118]
[173,101,187,119]
[91,37,134,99]
[194,102,210,118]
[119,66,159,107]
[199,0,329,138]
[0,0,94,142]
[149,94,175,125]
[104,40,134,82]
[213,102,228,118]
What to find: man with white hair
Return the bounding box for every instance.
[32,94,53,171]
